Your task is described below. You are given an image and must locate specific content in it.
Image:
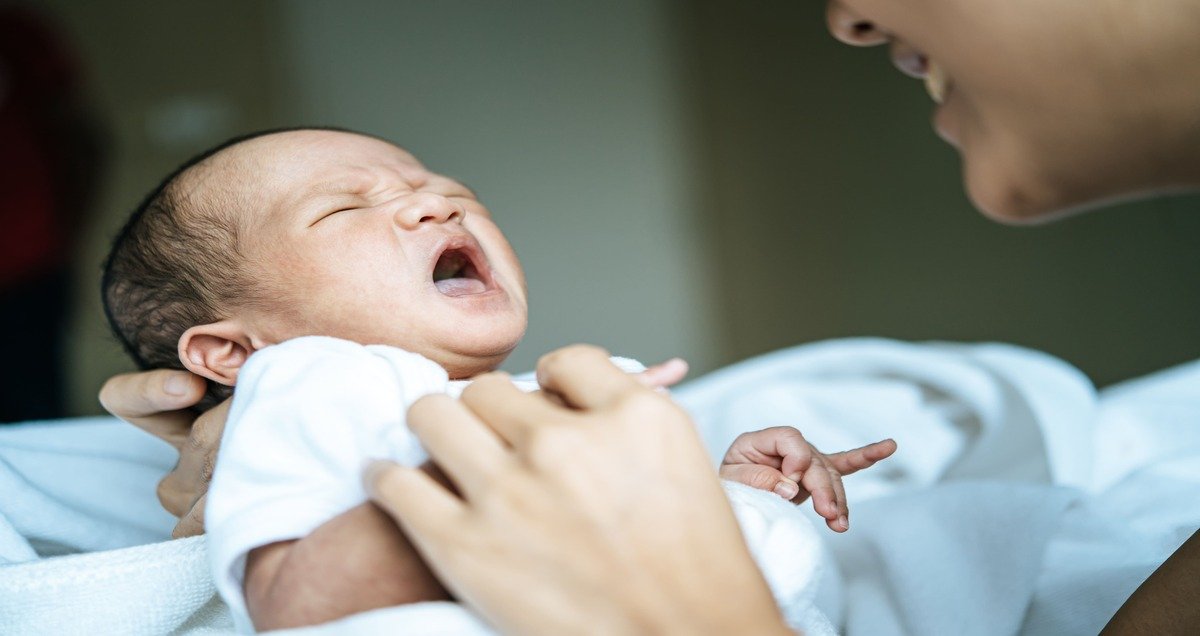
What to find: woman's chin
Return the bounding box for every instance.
[960,144,1082,225]
[964,164,1144,225]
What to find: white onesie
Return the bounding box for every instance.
[206,336,832,634]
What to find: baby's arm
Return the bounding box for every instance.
[204,338,462,631]
[244,493,449,631]
[720,426,896,532]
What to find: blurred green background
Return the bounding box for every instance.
[9,0,1199,419]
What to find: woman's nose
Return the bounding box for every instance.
[826,1,890,47]
[393,192,464,230]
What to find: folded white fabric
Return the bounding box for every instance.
[0,338,1196,635]
[0,418,231,634]
[675,338,1200,635]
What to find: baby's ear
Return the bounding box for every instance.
[178,321,258,386]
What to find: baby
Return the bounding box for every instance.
[101,128,895,632]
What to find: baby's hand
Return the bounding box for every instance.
[720,427,896,532]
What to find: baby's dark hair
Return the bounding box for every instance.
[101,126,359,409]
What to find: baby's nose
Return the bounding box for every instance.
[393,192,464,230]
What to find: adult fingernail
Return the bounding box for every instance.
[839,516,849,530]
[774,480,799,500]
[165,373,190,396]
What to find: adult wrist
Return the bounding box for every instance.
[619,563,792,636]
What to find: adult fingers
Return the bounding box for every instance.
[172,493,206,538]
[189,398,231,464]
[157,398,231,518]
[170,399,231,488]
[99,370,207,448]
[719,463,800,500]
[365,460,464,543]
[417,461,459,495]
[459,373,577,447]
[407,393,510,496]
[636,358,689,391]
[156,469,193,518]
[827,439,897,475]
[536,345,643,410]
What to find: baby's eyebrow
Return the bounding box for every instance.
[304,176,372,198]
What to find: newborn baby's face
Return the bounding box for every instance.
[207,130,528,377]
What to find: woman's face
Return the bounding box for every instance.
[826,0,1194,222]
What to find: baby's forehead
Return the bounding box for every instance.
[182,131,426,214]
[224,131,422,182]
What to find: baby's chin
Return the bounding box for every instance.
[437,347,517,380]
[429,328,526,380]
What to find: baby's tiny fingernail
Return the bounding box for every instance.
[774,480,799,500]
[787,472,802,482]
[165,373,190,396]
[839,516,849,530]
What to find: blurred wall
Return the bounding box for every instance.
[682,1,1200,386]
[27,1,1200,416]
[42,0,718,414]
[42,0,288,415]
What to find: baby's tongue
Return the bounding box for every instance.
[436,278,487,296]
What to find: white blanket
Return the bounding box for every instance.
[674,339,1200,635]
[1,338,1197,634]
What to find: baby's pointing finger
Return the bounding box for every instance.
[827,438,897,475]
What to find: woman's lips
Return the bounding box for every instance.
[889,42,953,105]
[890,42,958,145]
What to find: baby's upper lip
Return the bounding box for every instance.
[427,232,495,290]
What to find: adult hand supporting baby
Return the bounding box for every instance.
[99,368,227,538]
[366,345,792,636]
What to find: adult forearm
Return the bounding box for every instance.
[245,502,449,631]
[1103,529,1200,635]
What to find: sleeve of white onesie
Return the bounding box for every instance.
[204,336,449,631]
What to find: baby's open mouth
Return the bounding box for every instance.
[431,241,491,297]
